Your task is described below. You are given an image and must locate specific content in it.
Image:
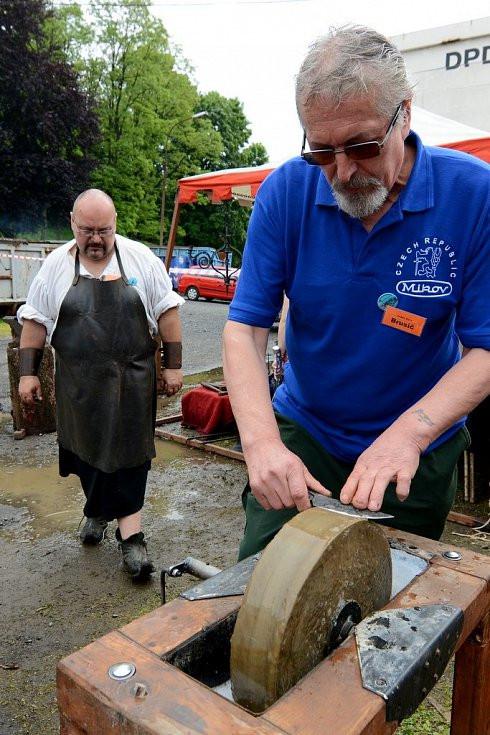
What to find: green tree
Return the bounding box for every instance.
[198,91,268,170]
[0,0,99,236]
[49,0,269,248]
[80,0,222,241]
[179,92,268,255]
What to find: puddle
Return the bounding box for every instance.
[0,463,83,539]
[0,439,205,540]
[0,365,238,542]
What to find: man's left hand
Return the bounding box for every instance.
[339,426,423,512]
[162,368,183,396]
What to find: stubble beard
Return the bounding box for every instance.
[331,173,388,219]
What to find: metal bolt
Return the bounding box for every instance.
[422,687,428,695]
[108,662,136,681]
[424,661,430,668]
[132,682,148,699]
[433,674,439,681]
[442,550,462,561]
[435,648,441,657]
[376,678,387,687]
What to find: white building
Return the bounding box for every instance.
[392,17,490,131]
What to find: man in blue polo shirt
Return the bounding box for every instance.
[223,24,490,559]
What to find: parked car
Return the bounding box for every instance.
[178,269,239,302]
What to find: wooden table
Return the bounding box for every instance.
[57,528,489,735]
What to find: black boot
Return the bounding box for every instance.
[80,516,108,545]
[116,529,154,581]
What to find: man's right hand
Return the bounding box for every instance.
[244,439,331,511]
[19,376,43,406]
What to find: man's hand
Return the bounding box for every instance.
[244,439,331,511]
[340,425,423,512]
[162,368,183,396]
[19,376,43,407]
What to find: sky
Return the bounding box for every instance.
[152,0,490,164]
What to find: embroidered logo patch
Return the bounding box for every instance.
[128,277,138,286]
[395,237,458,298]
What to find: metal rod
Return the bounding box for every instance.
[155,428,245,462]
[160,556,222,605]
[154,413,183,426]
[469,452,475,504]
[180,557,222,580]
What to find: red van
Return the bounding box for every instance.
[178,269,239,302]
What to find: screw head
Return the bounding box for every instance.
[442,550,462,561]
[108,662,136,681]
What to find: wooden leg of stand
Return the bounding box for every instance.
[451,612,490,735]
[469,452,475,504]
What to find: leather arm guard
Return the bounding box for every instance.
[19,347,44,376]
[161,342,182,369]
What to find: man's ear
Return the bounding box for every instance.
[402,100,412,137]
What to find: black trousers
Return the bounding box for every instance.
[59,445,150,521]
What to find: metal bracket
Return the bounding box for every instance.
[356,604,463,723]
[180,554,261,600]
[388,537,435,563]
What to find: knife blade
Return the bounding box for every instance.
[308,492,394,520]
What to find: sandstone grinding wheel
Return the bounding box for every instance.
[230,508,392,713]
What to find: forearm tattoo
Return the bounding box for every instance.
[412,408,435,427]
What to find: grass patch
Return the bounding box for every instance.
[0,319,11,337]
[397,702,449,734]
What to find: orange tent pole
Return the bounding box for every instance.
[165,194,181,271]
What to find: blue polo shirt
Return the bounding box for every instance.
[228,133,490,462]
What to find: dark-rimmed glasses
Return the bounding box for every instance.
[301,103,403,166]
[73,219,115,238]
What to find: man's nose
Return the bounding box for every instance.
[333,151,357,183]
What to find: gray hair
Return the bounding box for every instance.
[296,25,414,123]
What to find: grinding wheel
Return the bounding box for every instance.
[230,508,392,712]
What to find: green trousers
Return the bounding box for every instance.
[238,413,470,561]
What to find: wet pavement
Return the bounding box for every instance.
[0,301,255,735]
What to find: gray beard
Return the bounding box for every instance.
[331,174,389,219]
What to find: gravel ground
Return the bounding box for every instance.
[0,299,278,735]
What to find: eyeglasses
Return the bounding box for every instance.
[301,103,403,166]
[73,219,115,237]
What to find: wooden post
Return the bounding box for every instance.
[7,341,56,436]
[451,611,490,735]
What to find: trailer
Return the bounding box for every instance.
[392,17,490,132]
[0,239,61,317]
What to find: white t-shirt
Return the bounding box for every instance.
[17,235,184,339]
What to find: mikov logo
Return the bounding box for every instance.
[396,280,453,298]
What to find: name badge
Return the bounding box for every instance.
[381,305,426,337]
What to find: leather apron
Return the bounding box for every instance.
[51,245,157,473]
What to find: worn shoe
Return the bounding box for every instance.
[80,516,108,545]
[116,529,154,581]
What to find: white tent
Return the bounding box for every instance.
[411,105,490,146]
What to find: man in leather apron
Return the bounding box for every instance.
[18,189,184,581]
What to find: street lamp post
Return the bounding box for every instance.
[159,110,208,249]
